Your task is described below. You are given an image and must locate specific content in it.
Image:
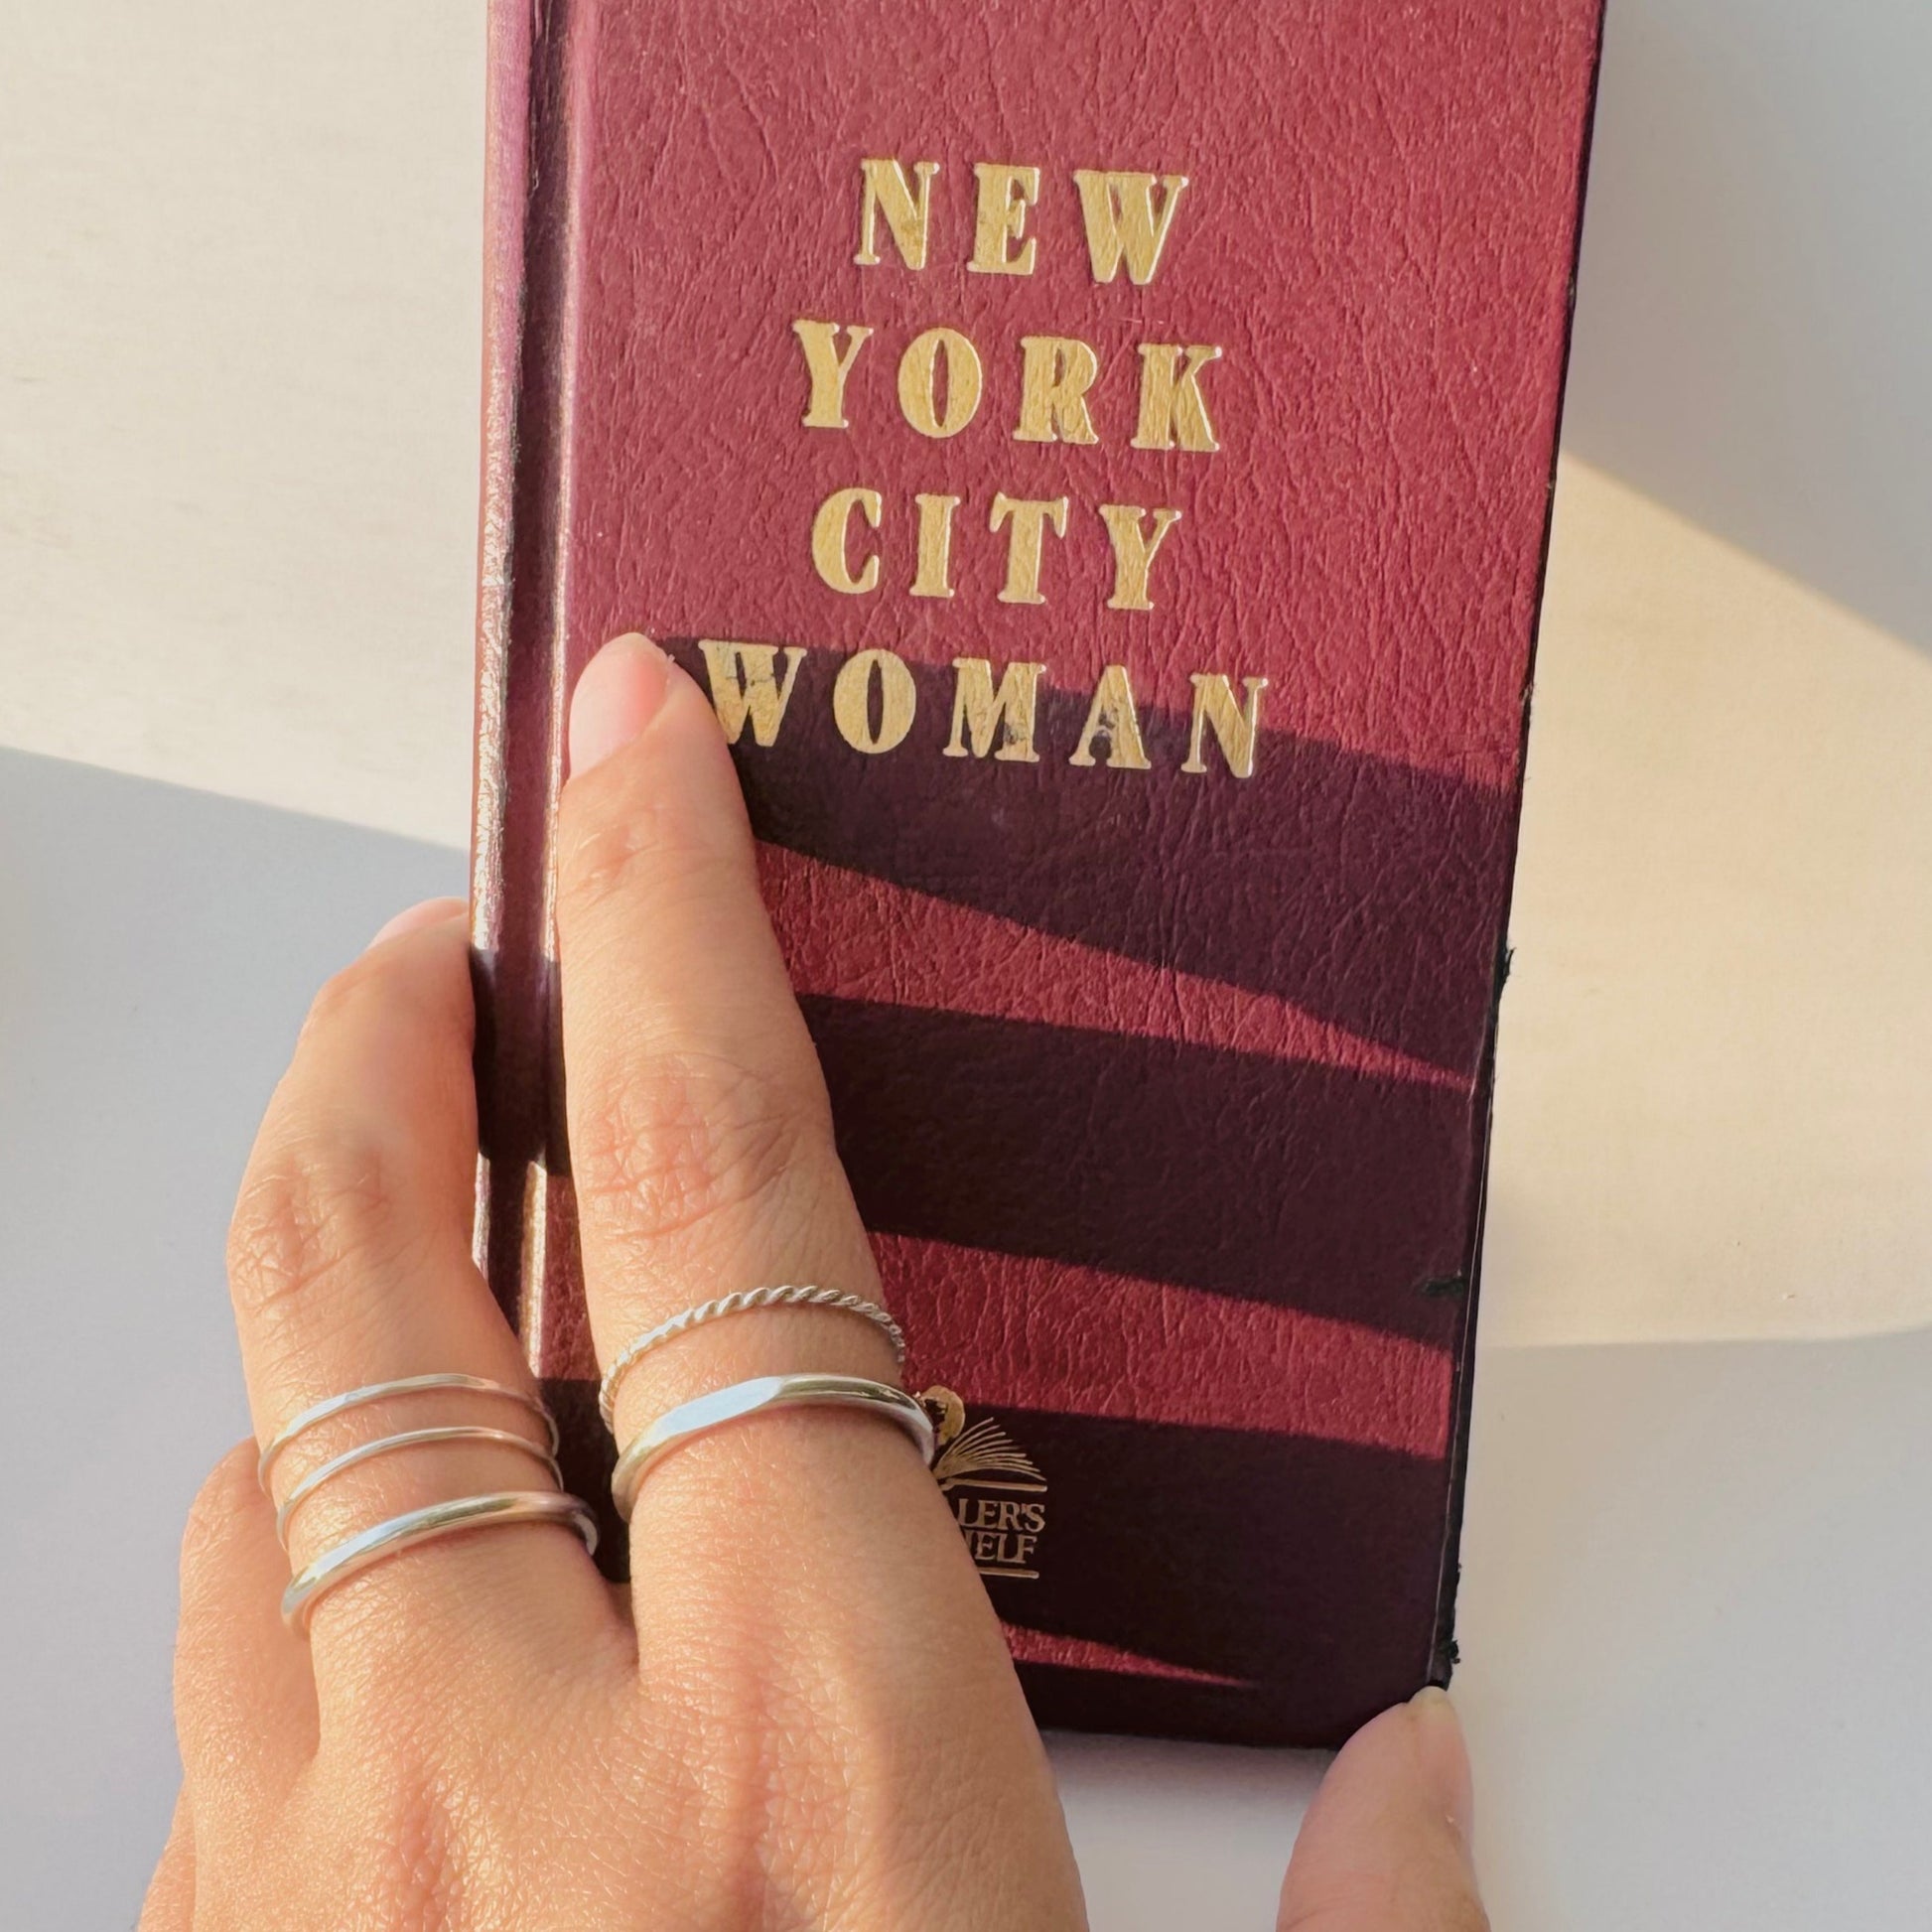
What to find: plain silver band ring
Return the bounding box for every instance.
[274,1425,565,1546]
[611,1372,935,1521]
[258,1374,557,1490]
[281,1490,599,1633]
[598,1287,907,1432]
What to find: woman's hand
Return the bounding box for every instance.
[144,634,1489,1930]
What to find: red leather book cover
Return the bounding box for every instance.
[472,0,1603,1746]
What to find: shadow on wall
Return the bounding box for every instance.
[1565,0,1932,656]
[1484,462,1932,1349]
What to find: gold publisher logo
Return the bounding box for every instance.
[921,1387,1047,1582]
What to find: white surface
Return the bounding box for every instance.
[4,0,1930,1926]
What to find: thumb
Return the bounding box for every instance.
[1278,1688,1487,1931]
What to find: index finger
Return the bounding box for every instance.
[557,635,1085,1924]
[225,906,614,1670]
[557,636,953,1560]
[554,638,1038,1667]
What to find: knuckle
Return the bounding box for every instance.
[332,1705,564,1931]
[299,952,386,1040]
[560,785,670,922]
[570,1046,829,1247]
[381,1780,467,1931]
[226,1127,407,1334]
[336,1750,470,1932]
[559,772,746,933]
[299,945,471,1059]
[179,1443,261,1585]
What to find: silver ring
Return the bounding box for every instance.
[274,1425,564,1546]
[611,1372,935,1521]
[598,1287,907,1432]
[281,1491,599,1632]
[257,1374,556,1490]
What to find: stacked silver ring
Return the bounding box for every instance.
[258,1374,597,1632]
[600,1287,934,1521]
[597,1285,906,1430]
[609,1372,934,1520]
[263,1291,925,1624]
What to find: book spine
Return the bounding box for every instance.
[471,0,533,994]
[470,0,597,1465]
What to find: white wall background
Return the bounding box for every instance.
[1564,0,1932,655]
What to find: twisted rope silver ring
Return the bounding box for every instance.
[598,1287,906,1433]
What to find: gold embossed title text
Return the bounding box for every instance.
[699,160,1264,777]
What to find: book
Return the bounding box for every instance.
[472,0,1603,1746]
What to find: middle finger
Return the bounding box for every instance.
[227,903,617,1679]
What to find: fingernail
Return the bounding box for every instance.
[1409,1686,1475,1850]
[366,897,467,951]
[569,632,673,776]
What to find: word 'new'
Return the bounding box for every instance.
[853,160,1189,284]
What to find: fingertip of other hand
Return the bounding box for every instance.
[1402,1685,1475,1850]
[1276,1688,1483,1932]
[1326,1687,1474,1854]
